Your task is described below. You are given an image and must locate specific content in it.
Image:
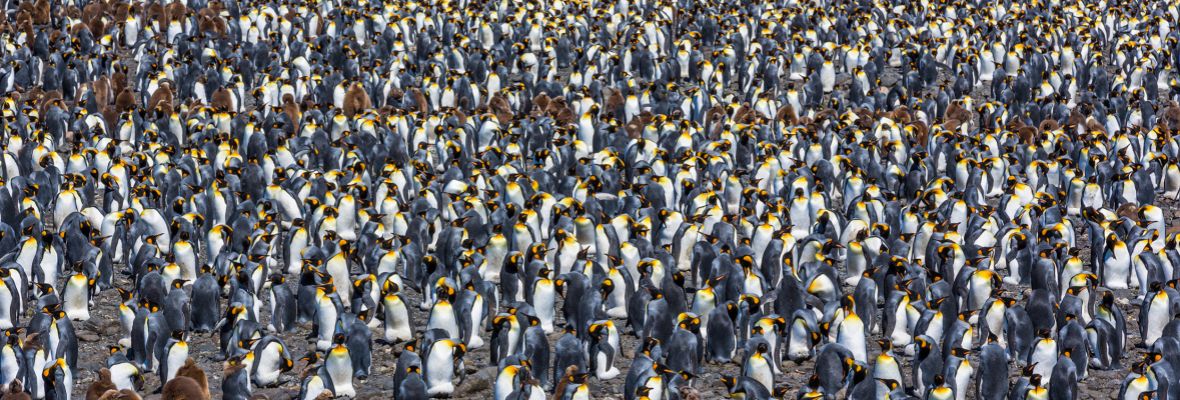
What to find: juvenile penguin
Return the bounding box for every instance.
[173,358,210,399]
[222,356,251,400]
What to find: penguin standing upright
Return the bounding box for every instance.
[1103,233,1132,289]
[325,334,356,398]
[190,265,221,333]
[742,341,775,392]
[61,272,94,321]
[424,339,465,397]
[381,281,414,344]
[265,275,297,333]
[977,335,1009,400]
[159,331,189,385]
[426,279,460,340]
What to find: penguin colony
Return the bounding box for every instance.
[3,0,1180,398]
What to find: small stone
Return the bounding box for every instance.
[78,331,101,342]
[100,319,123,334]
[454,368,495,396]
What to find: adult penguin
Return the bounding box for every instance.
[1087,318,1121,370]
[324,333,355,398]
[380,280,414,344]
[398,365,428,400]
[705,300,738,363]
[158,330,189,385]
[665,313,701,375]
[456,281,487,349]
[521,316,550,389]
[190,265,221,333]
[587,321,621,381]
[977,334,1009,400]
[266,275,297,334]
[60,271,94,322]
[552,326,586,386]
[392,341,423,398]
[163,279,191,332]
[41,358,72,400]
[1141,284,1173,347]
[423,338,466,397]
[997,299,1034,362]
[1049,349,1079,400]
[251,335,294,387]
[873,339,904,387]
[809,341,854,397]
[912,335,943,398]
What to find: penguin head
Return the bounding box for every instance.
[931,373,947,387]
[434,279,456,302]
[300,351,322,367]
[876,378,901,391]
[677,314,701,333]
[224,354,248,374]
[588,322,606,338]
[719,374,739,390]
[641,337,661,356]
[915,336,932,355]
[170,330,185,341]
[42,358,67,382]
[34,282,54,296]
[950,347,970,358]
[1146,352,1164,364]
[755,341,769,355]
[1100,291,1116,307]
[849,361,867,380]
[739,294,761,311]
[450,341,467,358]
[115,288,133,303]
[2,328,21,346]
[599,279,616,298]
